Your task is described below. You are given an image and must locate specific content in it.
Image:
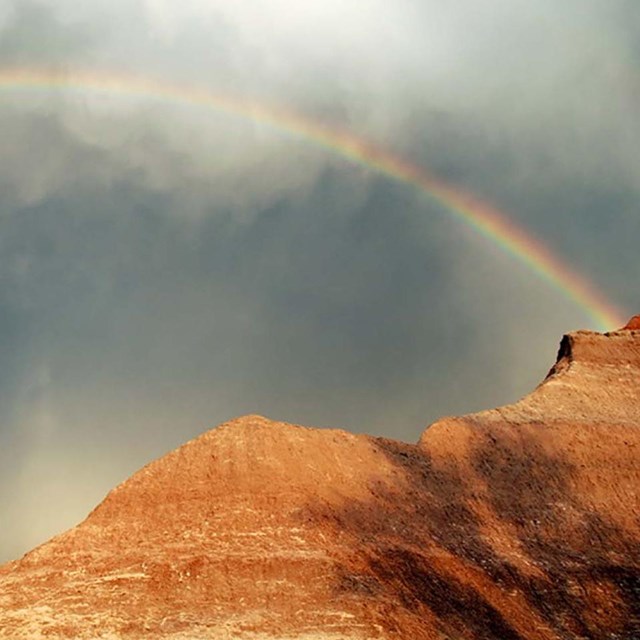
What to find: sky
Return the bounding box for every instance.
[0,0,638,562]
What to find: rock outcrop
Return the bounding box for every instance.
[622,315,640,330]
[0,322,638,639]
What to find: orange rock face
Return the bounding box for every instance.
[622,315,640,330]
[0,322,639,639]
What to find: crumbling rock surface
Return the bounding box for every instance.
[0,324,638,639]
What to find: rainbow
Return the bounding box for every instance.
[0,68,626,331]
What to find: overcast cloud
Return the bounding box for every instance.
[0,0,637,561]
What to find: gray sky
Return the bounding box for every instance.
[0,0,637,562]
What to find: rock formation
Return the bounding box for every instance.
[0,322,639,639]
[623,314,640,330]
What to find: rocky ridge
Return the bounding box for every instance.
[0,322,638,639]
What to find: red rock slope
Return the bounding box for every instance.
[0,323,638,639]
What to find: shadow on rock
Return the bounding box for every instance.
[300,432,640,639]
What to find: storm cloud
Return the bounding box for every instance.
[0,0,637,561]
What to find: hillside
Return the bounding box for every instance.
[0,321,638,639]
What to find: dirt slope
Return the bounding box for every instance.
[0,324,638,639]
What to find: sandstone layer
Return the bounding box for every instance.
[0,325,638,639]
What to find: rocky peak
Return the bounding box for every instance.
[550,324,640,372]
[622,314,640,330]
[424,320,640,431]
[1,319,639,639]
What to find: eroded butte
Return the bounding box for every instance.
[1,322,638,639]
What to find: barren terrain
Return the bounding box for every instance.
[1,321,638,639]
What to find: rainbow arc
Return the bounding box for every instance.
[0,68,626,330]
